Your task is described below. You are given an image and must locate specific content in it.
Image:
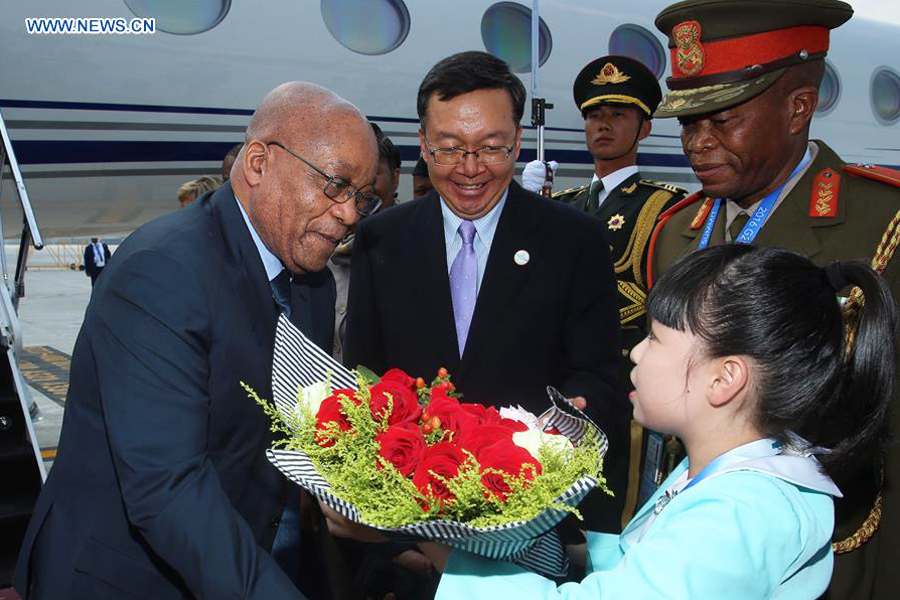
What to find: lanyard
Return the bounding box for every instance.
[697,155,811,250]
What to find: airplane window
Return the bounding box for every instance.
[817,60,841,115]
[872,67,900,125]
[321,0,410,55]
[481,2,552,74]
[608,24,666,80]
[123,0,230,35]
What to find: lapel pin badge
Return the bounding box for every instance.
[514,249,530,266]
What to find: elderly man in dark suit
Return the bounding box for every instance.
[345,51,629,537]
[14,82,380,600]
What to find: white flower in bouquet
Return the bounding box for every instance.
[297,380,331,417]
[512,429,574,462]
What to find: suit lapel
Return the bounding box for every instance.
[459,183,539,378]
[211,183,278,351]
[410,196,461,372]
[291,269,336,352]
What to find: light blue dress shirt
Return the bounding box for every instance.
[441,188,508,295]
[436,441,838,600]
[234,193,284,281]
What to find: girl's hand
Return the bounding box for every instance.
[318,500,388,543]
[416,541,452,573]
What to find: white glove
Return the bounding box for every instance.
[521,160,558,193]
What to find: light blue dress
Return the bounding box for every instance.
[436,439,840,600]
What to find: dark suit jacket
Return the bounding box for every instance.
[83,242,111,277]
[15,183,334,600]
[345,181,630,529]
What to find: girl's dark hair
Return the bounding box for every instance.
[648,244,897,478]
[416,51,526,127]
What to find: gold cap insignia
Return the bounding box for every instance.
[673,21,705,76]
[592,62,631,86]
[607,214,626,231]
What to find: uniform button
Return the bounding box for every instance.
[338,305,347,315]
[270,517,280,528]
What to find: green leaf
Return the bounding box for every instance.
[354,366,381,386]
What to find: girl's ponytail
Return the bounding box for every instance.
[812,261,899,476]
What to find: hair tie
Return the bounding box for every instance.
[824,261,851,292]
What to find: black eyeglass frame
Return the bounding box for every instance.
[422,138,515,166]
[267,141,382,216]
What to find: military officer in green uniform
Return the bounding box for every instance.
[646,1,900,598]
[524,55,687,528]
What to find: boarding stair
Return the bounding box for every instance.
[0,107,46,588]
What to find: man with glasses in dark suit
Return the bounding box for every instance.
[15,81,379,600]
[346,52,630,555]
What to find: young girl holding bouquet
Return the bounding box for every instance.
[426,244,897,599]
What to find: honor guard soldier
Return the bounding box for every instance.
[647,1,900,598]
[525,55,687,529]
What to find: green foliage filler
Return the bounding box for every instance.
[244,377,609,529]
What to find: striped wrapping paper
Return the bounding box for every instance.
[266,315,608,578]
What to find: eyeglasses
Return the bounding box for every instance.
[267,141,382,217]
[423,139,514,166]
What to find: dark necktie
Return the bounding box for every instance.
[587,179,604,211]
[271,269,292,318]
[729,212,750,242]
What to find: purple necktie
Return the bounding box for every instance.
[450,220,477,356]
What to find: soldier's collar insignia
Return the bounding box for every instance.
[690,197,715,230]
[673,21,705,76]
[608,214,626,231]
[620,183,638,195]
[592,62,631,86]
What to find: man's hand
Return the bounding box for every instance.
[298,490,320,534]
[393,548,434,578]
[318,500,388,543]
[521,160,558,194]
[416,542,452,574]
[569,396,587,411]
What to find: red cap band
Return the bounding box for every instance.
[671,24,830,79]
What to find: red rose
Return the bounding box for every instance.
[315,390,356,447]
[369,380,422,426]
[456,424,518,461]
[427,395,478,436]
[429,382,453,400]
[381,368,416,388]
[500,418,529,432]
[412,442,466,511]
[376,423,426,476]
[479,441,542,502]
[460,403,486,421]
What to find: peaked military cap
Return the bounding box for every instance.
[573,55,663,118]
[654,0,853,118]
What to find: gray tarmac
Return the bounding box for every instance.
[10,244,98,471]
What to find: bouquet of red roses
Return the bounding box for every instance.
[250,316,608,577]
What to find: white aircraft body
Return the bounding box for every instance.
[1,0,898,238]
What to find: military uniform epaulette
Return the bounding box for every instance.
[551,184,589,199]
[638,179,687,195]
[843,164,900,189]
